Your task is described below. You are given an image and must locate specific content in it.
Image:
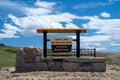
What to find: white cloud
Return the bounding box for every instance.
[8,14,20,26]
[69,35,111,48]
[82,16,120,29]
[7,13,80,36]
[81,35,110,43]
[1,0,80,38]
[112,43,120,46]
[35,0,56,9]
[0,23,19,38]
[24,7,52,16]
[65,23,79,28]
[45,13,80,22]
[80,15,120,51]
[96,28,120,34]
[82,16,120,42]
[3,23,19,31]
[68,14,120,51]
[100,12,111,18]
[4,1,80,36]
[96,47,107,51]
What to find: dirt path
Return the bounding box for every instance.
[0,65,120,80]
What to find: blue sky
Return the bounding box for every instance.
[0,0,120,52]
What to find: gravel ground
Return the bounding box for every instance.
[0,65,120,80]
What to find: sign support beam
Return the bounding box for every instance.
[76,30,80,57]
[43,31,47,58]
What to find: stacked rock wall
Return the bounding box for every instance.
[16,47,106,72]
[16,47,43,72]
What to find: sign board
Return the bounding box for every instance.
[50,37,73,52]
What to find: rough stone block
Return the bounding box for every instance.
[80,59,93,63]
[16,47,43,63]
[36,62,48,71]
[92,63,106,72]
[17,48,26,55]
[16,55,25,63]
[62,62,79,71]
[16,62,36,68]
[23,47,42,55]
[48,62,63,71]
[79,63,92,67]
[35,55,43,62]
[16,55,35,63]
[79,67,92,72]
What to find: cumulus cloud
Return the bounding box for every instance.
[68,14,120,51]
[82,16,120,51]
[4,0,80,36]
[0,23,20,38]
[100,12,111,18]
[112,43,120,46]
[69,34,111,49]
[82,16,120,38]
[65,23,79,28]
[0,0,80,38]
[34,0,56,9]
[7,12,80,36]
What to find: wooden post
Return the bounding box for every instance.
[43,31,47,58]
[94,48,96,57]
[76,30,80,57]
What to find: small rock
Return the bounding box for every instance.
[1,67,9,71]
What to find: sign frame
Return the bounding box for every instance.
[51,37,73,52]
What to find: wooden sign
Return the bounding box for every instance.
[51,37,73,52]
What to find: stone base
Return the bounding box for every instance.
[16,57,106,72]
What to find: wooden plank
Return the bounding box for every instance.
[37,28,86,33]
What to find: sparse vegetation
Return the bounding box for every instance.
[0,45,18,69]
[106,59,120,66]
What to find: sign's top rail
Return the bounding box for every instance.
[37,28,86,33]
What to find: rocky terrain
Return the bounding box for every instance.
[0,65,120,80]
